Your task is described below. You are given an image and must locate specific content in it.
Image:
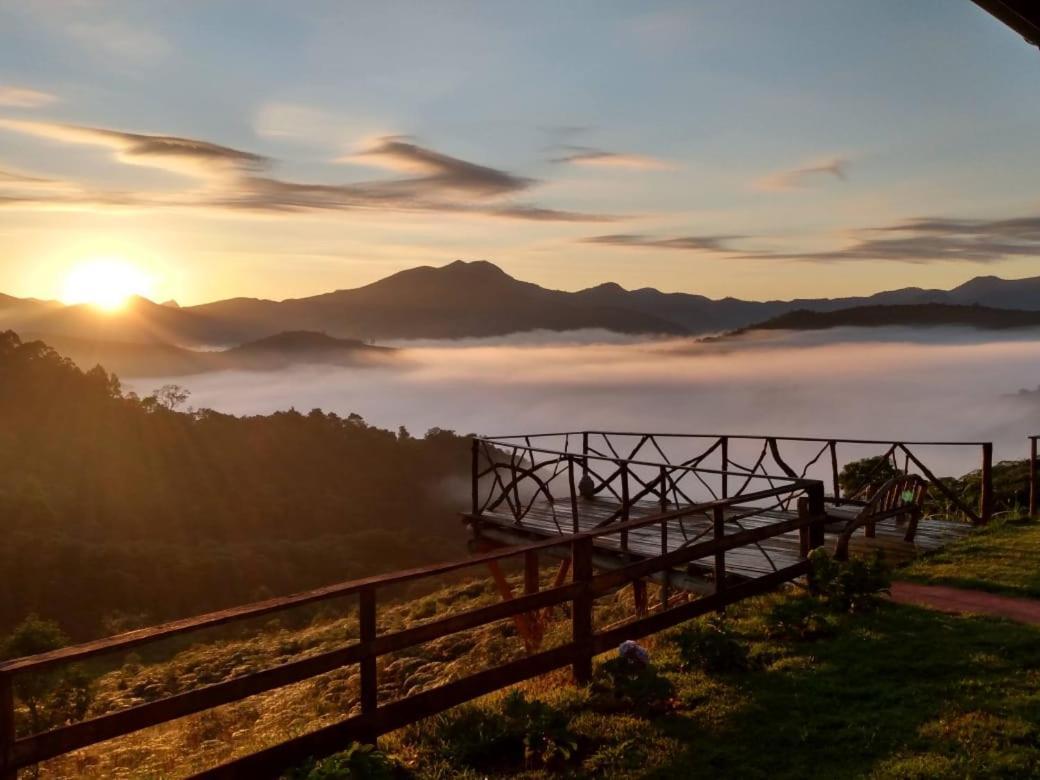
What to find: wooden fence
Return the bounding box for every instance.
[0,479,826,779]
[1030,435,1039,518]
[479,431,994,524]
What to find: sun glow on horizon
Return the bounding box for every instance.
[62,258,156,312]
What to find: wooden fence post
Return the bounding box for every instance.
[720,436,729,499]
[981,443,993,524]
[713,505,726,608]
[620,463,630,521]
[659,519,669,611]
[359,587,378,744]
[571,537,594,685]
[470,438,479,516]
[1030,437,1037,519]
[568,456,579,534]
[828,440,841,505]
[806,481,826,550]
[1,673,15,780]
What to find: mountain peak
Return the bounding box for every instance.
[440,259,510,278]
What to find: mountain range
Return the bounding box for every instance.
[734,303,1040,334]
[5,260,1040,348]
[32,331,393,378]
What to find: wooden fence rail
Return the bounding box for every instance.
[0,478,826,780]
[480,431,994,524]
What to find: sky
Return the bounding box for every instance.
[1,0,1039,305]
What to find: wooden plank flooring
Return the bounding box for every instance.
[477,497,973,586]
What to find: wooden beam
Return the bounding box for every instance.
[972,0,1040,47]
[1030,436,1038,518]
[571,538,594,685]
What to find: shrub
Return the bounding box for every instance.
[765,597,837,641]
[591,656,675,716]
[673,616,752,674]
[808,548,890,613]
[1,614,94,733]
[284,743,403,779]
[420,691,578,771]
[838,456,902,499]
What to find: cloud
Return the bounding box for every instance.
[754,157,849,192]
[582,233,741,253]
[0,119,265,180]
[0,86,57,108]
[585,212,1040,264]
[746,215,1040,264]
[550,145,672,171]
[352,136,532,197]
[0,121,612,222]
[124,330,1039,479]
[539,125,593,140]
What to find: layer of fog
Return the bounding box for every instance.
[126,327,1040,477]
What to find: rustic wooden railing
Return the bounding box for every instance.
[1030,435,1039,518]
[479,431,993,525]
[0,480,826,780]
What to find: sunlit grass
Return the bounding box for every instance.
[901,514,1040,598]
[30,568,1040,779]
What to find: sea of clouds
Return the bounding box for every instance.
[126,327,1040,477]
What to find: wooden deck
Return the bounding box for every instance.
[475,496,973,585]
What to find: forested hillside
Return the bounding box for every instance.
[0,331,471,639]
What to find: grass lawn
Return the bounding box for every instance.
[33,554,1040,779]
[388,591,1040,779]
[900,516,1040,599]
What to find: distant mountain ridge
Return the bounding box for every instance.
[30,330,392,377]
[4,260,1040,346]
[732,303,1040,334]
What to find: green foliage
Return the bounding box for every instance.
[838,455,901,499]
[283,743,404,779]
[1,614,92,733]
[0,331,471,638]
[418,691,579,771]
[672,615,753,674]
[583,738,647,776]
[764,596,837,641]
[591,656,676,715]
[808,548,891,613]
[939,459,1031,518]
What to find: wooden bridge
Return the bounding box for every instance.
[0,431,998,779]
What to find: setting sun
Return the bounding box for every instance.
[62,259,155,312]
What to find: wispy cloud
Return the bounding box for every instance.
[584,213,1040,264]
[0,121,613,222]
[352,136,532,197]
[550,145,672,171]
[0,86,57,108]
[0,120,266,180]
[582,233,740,253]
[753,157,849,192]
[743,215,1040,264]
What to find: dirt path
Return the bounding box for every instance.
[891,581,1040,625]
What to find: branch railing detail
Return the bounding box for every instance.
[0,481,826,780]
[478,432,994,525]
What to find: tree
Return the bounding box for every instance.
[2,615,92,733]
[152,383,191,411]
[838,456,902,500]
